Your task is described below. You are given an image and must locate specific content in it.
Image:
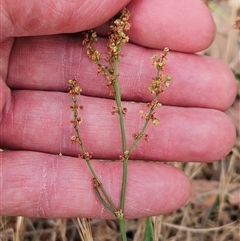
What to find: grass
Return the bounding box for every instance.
[1,0,239,240]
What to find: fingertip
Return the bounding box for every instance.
[124,163,191,218]
[165,54,237,110]
[127,0,216,52]
[216,61,237,110]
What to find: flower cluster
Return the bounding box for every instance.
[107,8,131,62]
[70,135,82,145]
[148,74,171,95]
[68,79,93,160]
[68,78,82,95]
[68,79,83,130]
[82,8,131,95]
[149,48,172,95]
[151,47,169,70]
[111,106,127,116]
[132,132,149,142]
[146,99,162,109]
[115,209,124,219]
[92,177,101,188]
[78,152,93,160]
[119,150,130,162]
[139,110,160,125]
[82,30,100,63]
[137,48,171,127]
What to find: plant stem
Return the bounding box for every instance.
[71,94,117,214]
[95,56,129,215]
[112,55,129,215]
[128,118,150,154]
[120,157,128,213]
[118,218,127,241]
[128,95,159,154]
[97,58,127,153]
[113,79,127,153]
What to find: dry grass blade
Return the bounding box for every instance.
[15,216,24,241]
[0,228,14,241]
[162,221,237,233]
[73,218,93,241]
[56,219,67,241]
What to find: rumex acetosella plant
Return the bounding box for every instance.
[68,8,171,241]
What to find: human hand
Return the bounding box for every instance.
[0,0,236,219]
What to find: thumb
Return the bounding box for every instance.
[1,0,131,39]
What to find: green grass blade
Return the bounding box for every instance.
[143,217,154,241]
[235,72,240,81]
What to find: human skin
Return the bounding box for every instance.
[0,0,236,219]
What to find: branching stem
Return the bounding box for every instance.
[71,8,171,241]
[71,91,117,214]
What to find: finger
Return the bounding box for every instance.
[1,0,131,40]
[1,0,214,52]
[116,0,216,52]
[0,151,190,218]
[0,91,235,162]
[7,36,236,110]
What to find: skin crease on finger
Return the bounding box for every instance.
[0,151,191,218]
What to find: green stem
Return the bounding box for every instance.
[85,157,117,213]
[112,54,129,215]
[118,218,127,241]
[95,53,129,215]
[93,188,116,215]
[120,157,128,213]
[128,118,150,154]
[96,58,127,152]
[119,68,162,213]
[113,79,127,152]
[128,98,158,154]
[72,95,117,214]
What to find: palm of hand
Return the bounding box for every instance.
[0,0,236,218]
